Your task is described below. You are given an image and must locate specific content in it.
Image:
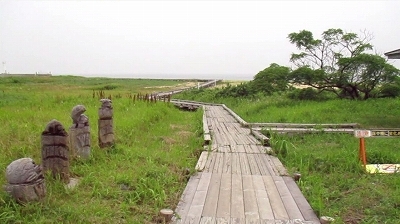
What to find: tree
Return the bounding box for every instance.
[250,63,290,95]
[288,28,400,100]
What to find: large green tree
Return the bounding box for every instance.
[250,63,290,95]
[288,28,399,100]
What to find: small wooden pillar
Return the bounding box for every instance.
[69,105,91,159]
[98,99,114,148]
[3,158,46,204]
[41,119,70,183]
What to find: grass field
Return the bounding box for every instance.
[176,89,400,224]
[0,76,203,223]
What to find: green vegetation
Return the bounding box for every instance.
[0,76,203,223]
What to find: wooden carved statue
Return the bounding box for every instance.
[69,105,91,159]
[41,119,70,183]
[98,99,114,148]
[3,158,46,204]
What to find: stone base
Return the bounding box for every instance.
[3,179,46,204]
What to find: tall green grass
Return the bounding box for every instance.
[0,76,203,223]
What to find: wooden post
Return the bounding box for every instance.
[98,99,114,148]
[359,138,367,168]
[3,158,46,204]
[69,105,91,159]
[41,119,70,183]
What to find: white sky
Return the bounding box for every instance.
[1,0,399,80]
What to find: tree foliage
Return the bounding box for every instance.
[288,28,400,100]
[249,63,290,95]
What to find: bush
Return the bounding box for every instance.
[287,87,327,101]
[379,84,400,98]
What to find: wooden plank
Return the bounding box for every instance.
[231,153,241,175]
[216,217,230,224]
[174,172,202,222]
[231,174,245,219]
[245,218,261,224]
[250,122,359,129]
[213,152,224,173]
[242,175,260,220]
[262,176,289,220]
[283,176,320,222]
[252,175,274,219]
[204,152,217,173]
[202,172,222,217]
[204,134,211,145]
[270,156,289,176]
[247,154,261,175]
[259,154,280,177]
[274,177,305,220]
[196,151,209,171]
[222,153,232,174]
[231,217,245,224]
[186,190,208,219]
[254,154,271,176]
[217,173,232,218]
[200,216,216,224]
[184,215,202,224]
[236,144,246,153]
[239,153,251,175]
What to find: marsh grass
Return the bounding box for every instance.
[0,76,203,223]
[178,90,400,223]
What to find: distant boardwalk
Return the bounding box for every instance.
[0,73,52,77]
[173,105,320,224]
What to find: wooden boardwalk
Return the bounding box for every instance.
[173,105,320,224]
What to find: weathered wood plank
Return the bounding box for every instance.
[262,175,289,220]
[203,173,222,217]
[247,154,261,175]
[214,152,224,173]
[231,174,245,219]
[236,144,246,153]
[230,217,245,224]
[283,176,320,222]
[222,153,232,174]
[274,177,304,220]
[200,216,216,224]
[231,153,241,175]
[242,175,260,220]
[259,154,280,177]
[216,217,230,224]
[204,152,217,173]
[270,156,289,177]
[217,173,232,218]
[196,151,209,171]
[174,172,202,222]
[239,153,251,175]
[252,175,274,219]
[254,154,271,176]
[250,122,359,129]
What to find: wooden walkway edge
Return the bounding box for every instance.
[172,105,320,224]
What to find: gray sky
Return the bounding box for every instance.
[1,1,399,80]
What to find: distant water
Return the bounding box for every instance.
[71,73,253,81]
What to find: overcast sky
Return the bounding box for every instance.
[1,1,399,80]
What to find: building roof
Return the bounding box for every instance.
[384,49,400,59]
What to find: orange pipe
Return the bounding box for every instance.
[359,138,367,168]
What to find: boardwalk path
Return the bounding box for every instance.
[173,105,320,224]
